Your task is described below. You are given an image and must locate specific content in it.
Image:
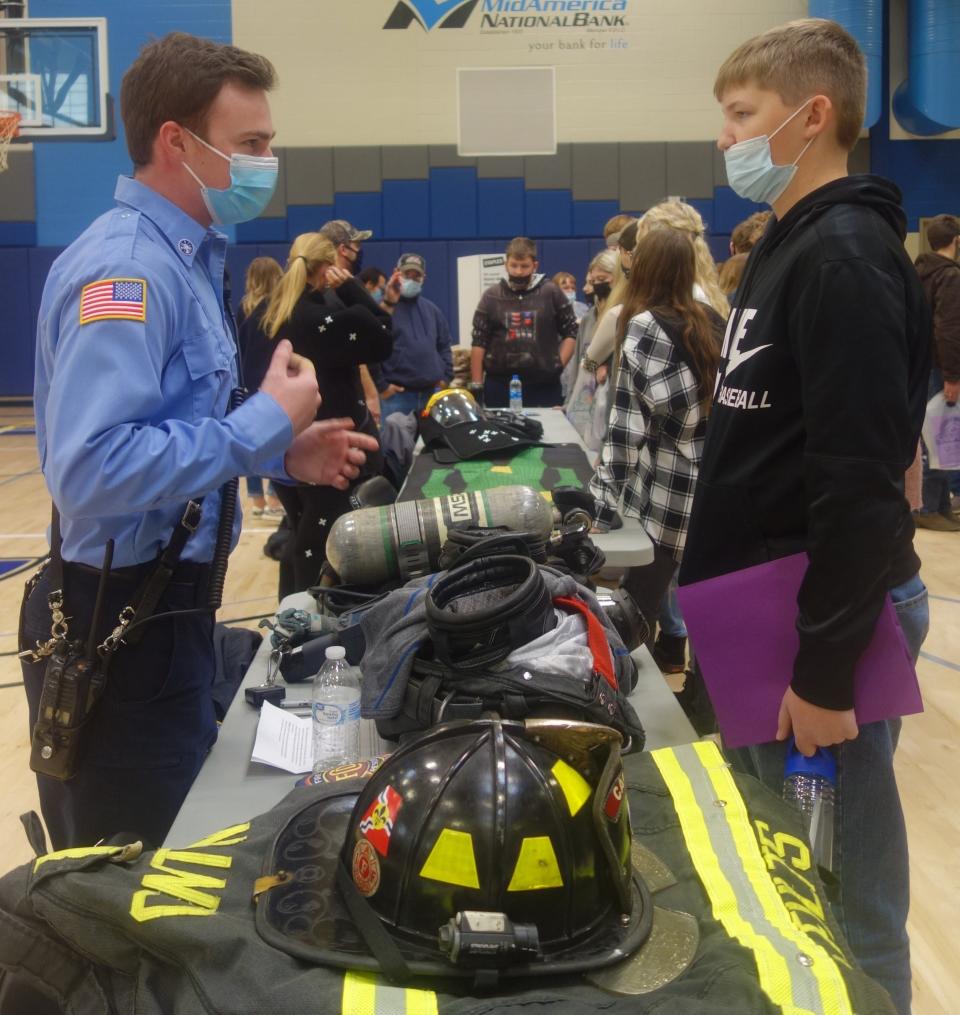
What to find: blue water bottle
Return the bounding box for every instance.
[509,374,523,412]
[782,738,836,873]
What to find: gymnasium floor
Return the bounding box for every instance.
[0,402,956,1012]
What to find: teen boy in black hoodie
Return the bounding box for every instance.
[679,20,931,1013]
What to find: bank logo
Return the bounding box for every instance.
[384,0,479,30]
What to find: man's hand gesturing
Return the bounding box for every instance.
[260,340,321,435]
[284,418,379,490]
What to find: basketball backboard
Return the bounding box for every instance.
[0,17,110,138]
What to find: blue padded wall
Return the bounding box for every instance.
[525,190,573,237]
[0,223,37,246]
[334,194,383,237]
[478,179,525,238]
[0,250,34,396]
[286,205,335,238]
[382,181,430,239]
[430,168,478,239]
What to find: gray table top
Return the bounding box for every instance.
[518,409,654,568]
[165,410,668,846]
[165,593,697,847]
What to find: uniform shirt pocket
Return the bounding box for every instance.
[180,325,232,421]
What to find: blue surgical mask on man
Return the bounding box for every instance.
[182,128,279,225]
[723,98,815,206]
[370,287,384,303]
[400,278,423,299]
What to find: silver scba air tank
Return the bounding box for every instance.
[325,485,553,586]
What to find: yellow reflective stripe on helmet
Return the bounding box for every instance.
[508,836,564,891]
[419,827,480,888]
[652,742,852,1015]
[342,971,438,1015]
[551,759,592,816]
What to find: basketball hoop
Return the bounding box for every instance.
[0,111,21,173]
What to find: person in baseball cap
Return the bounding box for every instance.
[319,219,374,276]
[396,252,426,277]
[318,219,399,426]
[376,252,455,420]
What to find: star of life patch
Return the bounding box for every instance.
[79,278,147,325]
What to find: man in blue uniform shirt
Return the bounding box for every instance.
[19,33,378,850]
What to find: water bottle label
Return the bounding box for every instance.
[313,702,344,726]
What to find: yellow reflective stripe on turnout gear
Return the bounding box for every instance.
[34,845,126,871]
[342,971,438,1015]
[652,741,852,1015]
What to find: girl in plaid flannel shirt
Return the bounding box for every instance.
[590,227,725,648]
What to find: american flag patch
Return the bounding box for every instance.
[79,278,147,325]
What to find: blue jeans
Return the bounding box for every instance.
[725,573,928,1015]
[380,388,434,418]
[920,368,951,515]
[658,567,687,638]
[245,477,277,499]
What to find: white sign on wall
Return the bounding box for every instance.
[456,253,506,346]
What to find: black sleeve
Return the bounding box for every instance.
[788,258,913,710]
[472,290,494,348]
[334,277,392,327]
[239,306,274,391]
[290,301,393,369]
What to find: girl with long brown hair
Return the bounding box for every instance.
[590,226,724,660]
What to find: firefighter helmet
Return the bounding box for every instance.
[421,387,484,427]
[418,388,543,461]
[337,719,651,979]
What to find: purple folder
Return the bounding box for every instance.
[676,552,923,748]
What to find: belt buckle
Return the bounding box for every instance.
[180,500,203,533]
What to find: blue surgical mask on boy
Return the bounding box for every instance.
[400,278,423,299]
[723,99,815,206]
[370,287,384,303]
[182,128,279,225]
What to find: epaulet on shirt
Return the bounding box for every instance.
[76,209,149,325]
[103,204,142,254]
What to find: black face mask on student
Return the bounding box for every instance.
[592,281,612,301]
[508,274,533,290]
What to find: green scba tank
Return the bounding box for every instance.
[325,484,553,586]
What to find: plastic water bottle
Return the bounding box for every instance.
[312,645,361,772]
[509,374,523,412]
[782,738,836,873]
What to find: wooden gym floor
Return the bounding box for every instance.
[0,402,956,1013]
